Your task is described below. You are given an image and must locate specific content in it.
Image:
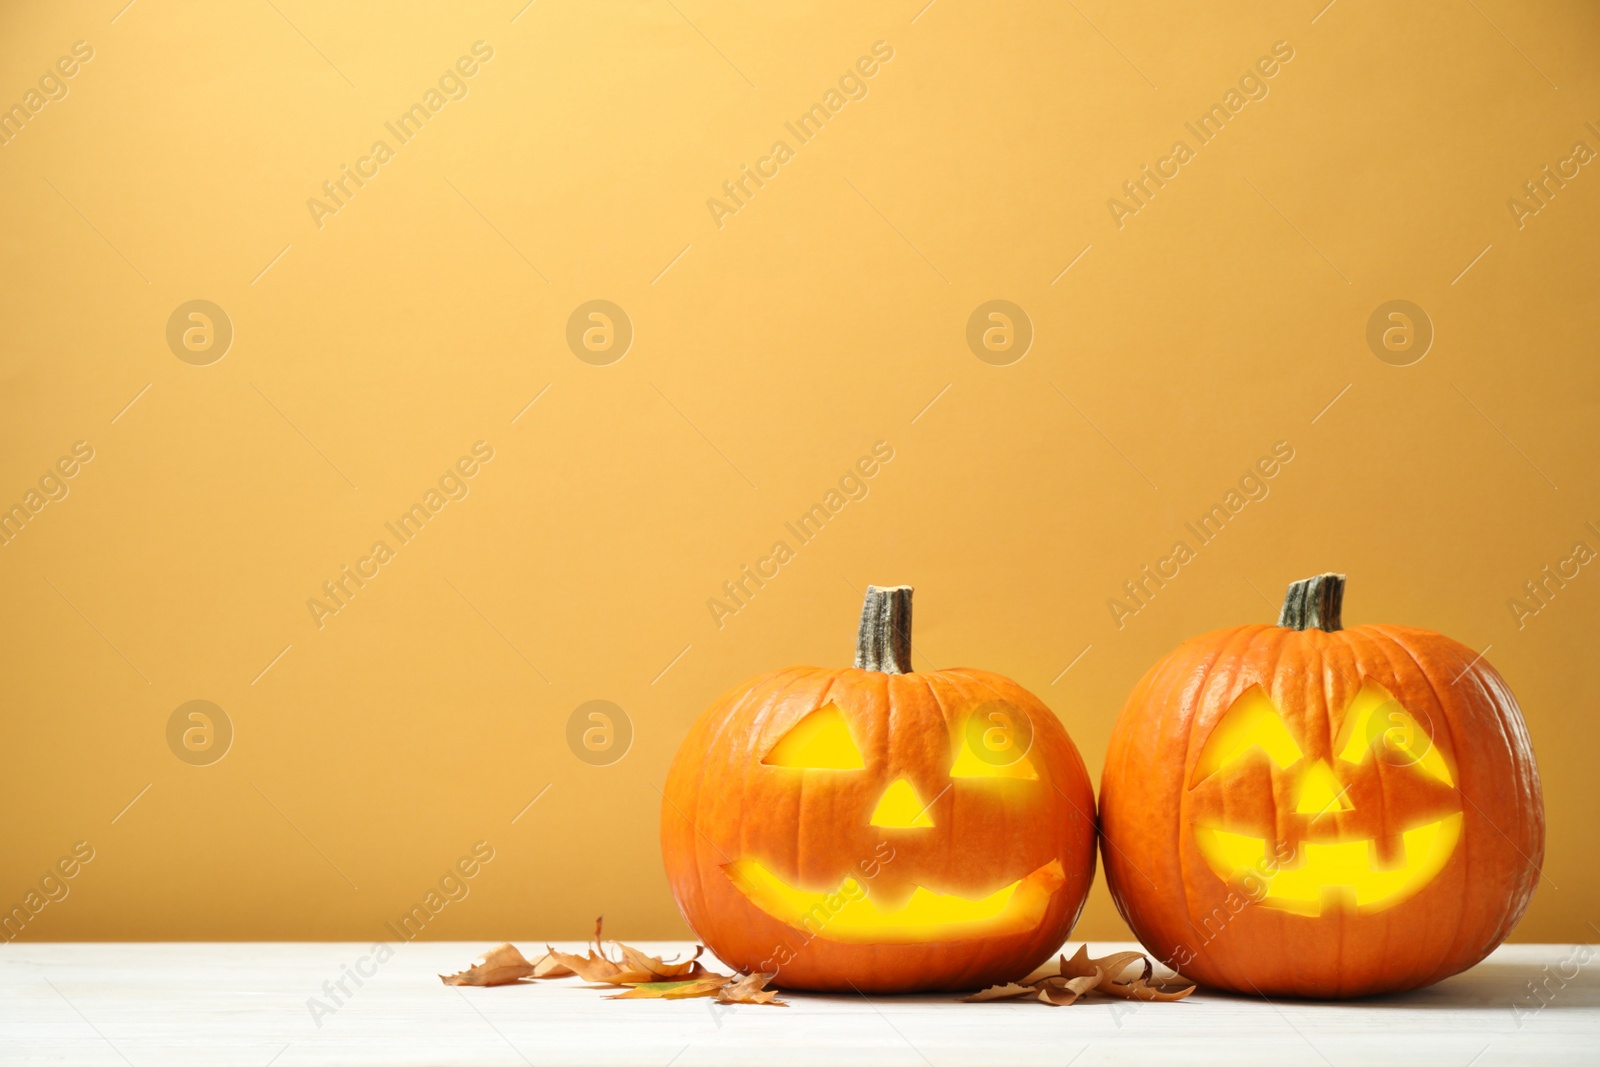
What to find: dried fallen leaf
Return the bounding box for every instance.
[1102,976,1196,1002]
[1035,973,1102,1006]
[961,946,1195,1008]
[532,954,575,979]
[544,918,726,986]
[1060,945,1147,983]
[608,977,731,1000]
[445,913,763,1005]
[716,972,785,1006]
[440,943,540,987]
[544,945,628,983]
[618,942,713,981]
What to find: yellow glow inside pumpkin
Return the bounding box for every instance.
[1294,760,1353,815]
[1189,687,1303,786]
[1188,684,1463,915]
[762,704,864,770]
[723,858,1066,943]
[950,708,1039,780]
[1195,812,1463,915]
[1335,684,1454,786]
[869,778,935,828]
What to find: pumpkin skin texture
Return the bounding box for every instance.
[661,589,1097,993]
[1100,575,1544,999]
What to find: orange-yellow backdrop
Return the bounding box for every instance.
[2,0,1596,946]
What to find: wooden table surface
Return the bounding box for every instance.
[2,941,1595,1066]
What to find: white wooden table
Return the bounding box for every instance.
[2,942,1594,1066]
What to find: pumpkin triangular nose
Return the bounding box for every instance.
[1295,760,1353,816]
[870,778,935,828]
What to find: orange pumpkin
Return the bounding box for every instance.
[661,585,1097,993]
[1101,573,1544,997]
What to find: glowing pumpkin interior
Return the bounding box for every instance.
[724,700,1054,943]
[1189,682,1461,916]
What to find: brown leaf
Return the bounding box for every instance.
[607,977,731,1000]
[1102,976,1196,1002]
[545,946,627,983]
[1060,946,1147,984]
[1056,945,1094,980]
[1035,973,1102,1006]
[532,954,575,979]
[716,972,786,1005]
[548,940,726,987]
[439,943,538,987]
[961,945,1194,1008]
[1020,956,1065,984]
[618,942,713,980]
[444,927,736,998]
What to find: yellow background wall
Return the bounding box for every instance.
[2,1,1596,946]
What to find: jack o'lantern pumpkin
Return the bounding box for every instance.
[1101,573,1544,998]
[661,585,1097,993]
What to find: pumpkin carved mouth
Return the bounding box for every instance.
[723,858,1066,943]
[1195,812,1462,916]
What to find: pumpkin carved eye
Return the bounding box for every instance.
[950,701,1039,780]
[1335,683,1453,786]
[1189,687,1303,787]
[762,704,864,770]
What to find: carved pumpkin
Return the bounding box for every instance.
[1101,573,1544,997]
[661,586,1097,993]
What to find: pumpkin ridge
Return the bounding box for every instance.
[1130,634,1197,966]
[1335,628,1384,998]
[675,671,758,925]
[918,670,965,945]
[1175,622,1269,991]
[1390,624,1494,987]
[704,666,819,930]
[1244,621,1298,993]
[792,669,845,894]
[672,667,782,934]
[1343,626,1452,993]
[1372,624,1514,985]
[1104,651,1173,927]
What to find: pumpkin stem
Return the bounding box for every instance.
[1279,573,1345,631]
[855,585,913,674]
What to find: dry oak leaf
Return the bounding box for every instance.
[531,953,576,979]
[620,942,715,981]
[543,946,628,983]
[1034,974,1103,1007]
[964,945,1194,1007]
[441,943,548,987]
[1059,945,1149,983]
[444,917,783,1005]
[608,977,731,1000]
[546,943,720,986]
[1103,975,1196,1002]
[716,972,785,1006]
[548,916,725,986]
